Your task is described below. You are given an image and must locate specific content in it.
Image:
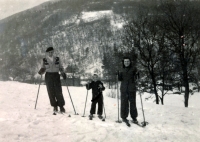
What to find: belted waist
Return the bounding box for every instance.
[46,72,59,74]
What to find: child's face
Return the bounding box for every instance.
[93,75,98,81]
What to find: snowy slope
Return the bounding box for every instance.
[80,10,124,29]
[81,11,113,22]
[0,81,200,142]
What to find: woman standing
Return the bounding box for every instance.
[118,57,139,124]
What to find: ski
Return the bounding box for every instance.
[123,120,131,127]
[89,115,93,120]
[131,121,148,127]
[98,115,106,121]
[53,111,71,117]
[52,110,60,115]
[98,115,103,119]
[60,112,72,117]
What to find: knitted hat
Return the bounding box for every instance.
[46,47,54,52]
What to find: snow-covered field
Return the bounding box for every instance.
[0,81,200,142]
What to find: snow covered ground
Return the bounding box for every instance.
[0,81,200,142]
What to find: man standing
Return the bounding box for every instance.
[38,47,66,113]
[118,57,139,124]
[86,74,105,120]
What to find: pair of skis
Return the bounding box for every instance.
[123,119,148,127]
[52,111,72,117]
[89,115,105,121]
[88,115,147,127]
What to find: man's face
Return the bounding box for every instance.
[93,75,98,81]
[124,59,131,67]
[48,50,54,57]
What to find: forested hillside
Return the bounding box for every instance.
[0,0,133,82]
[0,0,200,107]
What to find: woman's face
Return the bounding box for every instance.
[124,59,131,67]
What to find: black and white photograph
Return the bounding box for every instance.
[0,0,200,142]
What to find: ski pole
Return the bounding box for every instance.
[116,71,122,123]
[138,79,148,127]
[35,75,42,109]
[102,95,106,121]
[65,80,79,115]
[82,88,89,117]
[103,101,106,118]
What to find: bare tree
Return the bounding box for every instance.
[156,49,174,105]
[122,5,166,104]
[158,1,200,107]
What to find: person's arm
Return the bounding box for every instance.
[38,59,46,75]
[42,58,46,68]
[59,58,64,73]
[118,71,123,81]
[86,81,92,90]
[98,82,105,91]
[136,71,139,80]
[134,67,139,80]
[58,58,66,80]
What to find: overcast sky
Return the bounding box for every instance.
[0,0,51,20]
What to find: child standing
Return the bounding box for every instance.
[86,74,105,120]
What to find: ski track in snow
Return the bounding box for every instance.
[0,81,200,142]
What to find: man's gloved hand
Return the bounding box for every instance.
[38,68,46,75]
[61,72,67,80]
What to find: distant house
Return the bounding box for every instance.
[64,65,80,86]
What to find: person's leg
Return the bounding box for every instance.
[45,73,57,108]
[129,91,138,121]
[54,73,65,109]
[97,96,103,116]
[121,92,129,120]
[90,100,97,115]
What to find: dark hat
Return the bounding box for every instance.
[46,47,54,52]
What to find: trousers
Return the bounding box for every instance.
[45,72,65,107]
[120,91,138,119]
[90,95,103,115]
